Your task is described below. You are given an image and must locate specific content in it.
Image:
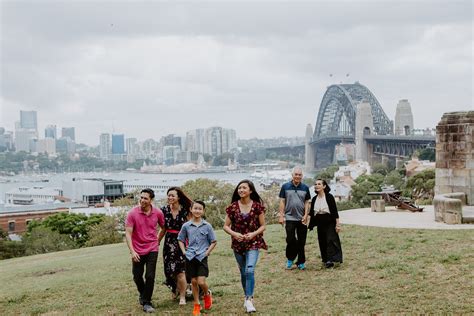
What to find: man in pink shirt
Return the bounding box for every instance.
[125,188,165,313]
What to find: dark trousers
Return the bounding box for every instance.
[285,220,307,264]
[132,251,158,304]
[316,214,343,263]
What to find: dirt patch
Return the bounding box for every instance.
[32,268,68,277]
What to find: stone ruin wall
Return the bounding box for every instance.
[435,111,474,206]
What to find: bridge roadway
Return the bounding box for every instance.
[264,134,435,163]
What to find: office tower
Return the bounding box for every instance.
[205,127,223,156]
[100,133,111,159]
[222,128,237,153]
[61,127,75,141]
[186,129,205,153]
[0,128,14,151]
[15,129,37,152]
[20,110,37,131]
[56,137,75,154]
[112,134,125,154]
[45,125,57,139]
[126,138,137,155]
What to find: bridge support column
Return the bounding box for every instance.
[305,124,315,172]
[355,102,374,162]
[381,155,389,166]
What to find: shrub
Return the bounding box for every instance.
[23,226,76,255]
[0,240,26,259]
[85,216,123,247]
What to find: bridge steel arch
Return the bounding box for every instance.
[310,82,393,169]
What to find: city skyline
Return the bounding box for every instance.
[1,1,472,145]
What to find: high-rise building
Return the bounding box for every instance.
[112,134,125,154]
[163,134,182,149]
[15,129,37,152]
[222,128,237,153]
[99,133,111,159]
[45,125,57,139]
[61,127,75,141]
[34,138,56,155]
[20,110,37,131]
[186,127,236,157]
[205,127,223,156]
[186,129,205,153]
[0,128,14,152]
[162,145,180,165]
[126,138,137,156]
[56,137,75,154]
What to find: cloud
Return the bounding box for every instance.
[0,0,472,144]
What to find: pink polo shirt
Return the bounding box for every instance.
[125,206,165,255]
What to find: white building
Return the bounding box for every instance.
[186,127,237,157]
[15,128,37,152]
[99,133,111,160]
[35,138,56,155]
[62,178,124,205]
[5,186,63,205]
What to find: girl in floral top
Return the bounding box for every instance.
[223,179,267,313]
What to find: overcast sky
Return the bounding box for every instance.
[0,0,472,146]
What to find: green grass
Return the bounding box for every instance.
[1,224,473,314]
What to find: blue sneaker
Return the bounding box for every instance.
[297,263,305,270]
[286,260,293,269]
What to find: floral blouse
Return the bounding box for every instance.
[225,200,267,254]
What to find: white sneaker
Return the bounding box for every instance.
[179,297,186,305]
[186,285,193,297]
[244,299,256,313]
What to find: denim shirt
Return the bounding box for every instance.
[178,219,216,261]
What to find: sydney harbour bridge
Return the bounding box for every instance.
[303,82,435,170]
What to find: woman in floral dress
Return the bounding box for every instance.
[158,186,192,305]
[223,179,267,313]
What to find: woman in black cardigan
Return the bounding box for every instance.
[308,179,343,268]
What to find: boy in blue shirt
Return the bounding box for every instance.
[178,200,217,315]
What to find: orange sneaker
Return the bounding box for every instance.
[203,290,213,310]
[193,303,201,316]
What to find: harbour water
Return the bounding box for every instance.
[0,171,253,202]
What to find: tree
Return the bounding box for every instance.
[383,170,405,190]
[41,213,105,246]
[372,163,390,176]
[0,227,7,239]
[404,169,435,201]
[85,216,123,247]
[351,174,384,207]
[315,165,339,181]
[181,178,234,228]
[0,240,26,259]
[259,184,282,225]
[23,226,76,255]
[418,148,435,161]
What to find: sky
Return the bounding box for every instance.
[0,0,472,146]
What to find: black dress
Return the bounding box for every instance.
[308,193,343,264]
[162,205,188,293]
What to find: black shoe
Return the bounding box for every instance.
[325,261,335,268]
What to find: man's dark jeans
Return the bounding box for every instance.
[285,220,307,265]
[132,251,158,304]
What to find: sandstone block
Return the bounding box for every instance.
[371,200,385,212]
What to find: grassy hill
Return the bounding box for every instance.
[1,224,473,314]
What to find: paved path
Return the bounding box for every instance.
[340,205,474,230]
